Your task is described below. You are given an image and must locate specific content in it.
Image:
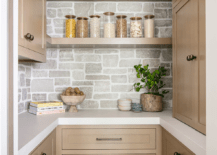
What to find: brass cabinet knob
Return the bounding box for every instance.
[174,152,181,155]
[186,54,197,61]
[29,35,34,41]
[41,153,46,155]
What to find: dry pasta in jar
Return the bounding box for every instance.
[130,17,142,38]
[65,15,76,38]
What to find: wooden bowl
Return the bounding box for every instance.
[60,95,86,112]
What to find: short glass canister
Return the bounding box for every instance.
[65,15,76,38]
[144,15,155,38]
[116,15,127,38]
[76,17,89,38]
[103,12,115,38]
[89,15,101,38]
[130,17,142,38]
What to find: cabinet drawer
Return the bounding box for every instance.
[62,128,156,150]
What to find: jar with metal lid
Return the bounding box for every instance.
[76,17,89,38]
[116,15,127,38]
[103,12,115,38]
[65,15,76,38]
[130,17,142,38]
[144,15,155,38]
[89,15,101,38]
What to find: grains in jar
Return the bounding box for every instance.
[103,12,115,38]
[76,17,89,38]
[65,15,76,38]
[144,15,155,38]
[116,15,127,38]
[130,17,142,38]
[89,15,101,38]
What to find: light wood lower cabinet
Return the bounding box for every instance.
[162,128,195,155]
[57,125,162,155]
[30,129,56,155]
[172,0,206,134]
[18,0,46,62]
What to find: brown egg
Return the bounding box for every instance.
[70,88,75,93]
[71,92,76,96]
[80,91,84,95]
[74,87,80,94]
[66,92,71,96]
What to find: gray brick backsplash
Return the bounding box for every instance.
[85,63,102,74]
[94,81,110,92]
[100,100,118,109]
[117,3,142,12]
[74,3,94,17]
[18,1,173,114]
[72,71,85,80]
[31,79,54,92]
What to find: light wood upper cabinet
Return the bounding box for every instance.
[172,0,206,134]
[162,128,195,155]
[18,0,46,62]
[30,129,56,155]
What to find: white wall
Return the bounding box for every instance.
[206,0,217,155]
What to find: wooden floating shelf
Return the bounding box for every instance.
[47,37,172,47]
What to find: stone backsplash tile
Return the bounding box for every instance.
[18,1,173,114]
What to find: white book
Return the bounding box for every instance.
[29,105,64,112]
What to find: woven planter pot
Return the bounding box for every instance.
[141,94,163,112]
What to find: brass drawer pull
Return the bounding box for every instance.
[96,138,122,141]
[186,54,197,61]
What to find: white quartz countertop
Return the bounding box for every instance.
[18,110,206,155]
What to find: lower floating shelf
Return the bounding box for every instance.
[46,36,172,48]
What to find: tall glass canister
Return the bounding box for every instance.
[89,15,101,38]
[130,17,142,38]
[76,17,89,38]
[144,15,155,38]
[65,15,76,38]
[103,12,115,38]
[116,15,127,38]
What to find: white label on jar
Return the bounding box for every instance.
[104,23,115,38]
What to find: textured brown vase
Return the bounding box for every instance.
[141,94,163,112]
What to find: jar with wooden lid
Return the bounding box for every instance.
[116,15,127,38]
[144,15,155,38]
[130,17,142,38]
[65,15,76,38]
[103,12,115,38]
[76,17,89,38]
[89,15,101,38]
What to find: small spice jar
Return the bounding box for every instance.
[144,15,155,38]
[130,17,142,38]
[103,12,115,38]
[116,15,127,38]
[65,15,76,38]
[89,15,101,38]
[76,17,89,38]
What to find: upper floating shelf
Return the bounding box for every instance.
[47,37,172,48]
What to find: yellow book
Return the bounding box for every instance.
[30,101,63,108]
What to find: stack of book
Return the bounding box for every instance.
[29,101,65,115]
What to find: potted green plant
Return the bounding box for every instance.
[133,64,169,112]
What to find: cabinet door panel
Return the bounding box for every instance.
[173,0,199,129]
[18,0,27,47]
[23,0,46,55]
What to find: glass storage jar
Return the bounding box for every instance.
[103,12,115,38]
[130,17,142,38]
[116,15,127,38]
[65,15,76,38]
[144,15,155,38]
[89,15,101,38]
[76,17,89,38]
